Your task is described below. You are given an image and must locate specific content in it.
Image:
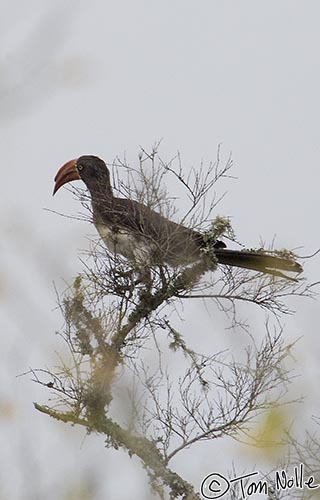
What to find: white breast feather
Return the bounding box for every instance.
[95,223,152,264]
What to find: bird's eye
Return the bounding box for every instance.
[77,164,83,171]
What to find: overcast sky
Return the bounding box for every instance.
[1,2,319,499]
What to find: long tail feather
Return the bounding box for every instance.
[214,248,302,280]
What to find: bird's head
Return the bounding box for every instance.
[53,155,111,195]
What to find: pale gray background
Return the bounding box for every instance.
[1,1,319,499]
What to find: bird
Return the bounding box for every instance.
[53,155,303,280]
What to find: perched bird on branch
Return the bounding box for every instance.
[53,155,302,280]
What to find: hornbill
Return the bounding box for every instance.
[53,155,302,279]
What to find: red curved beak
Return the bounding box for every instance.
[53,159,81,195]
